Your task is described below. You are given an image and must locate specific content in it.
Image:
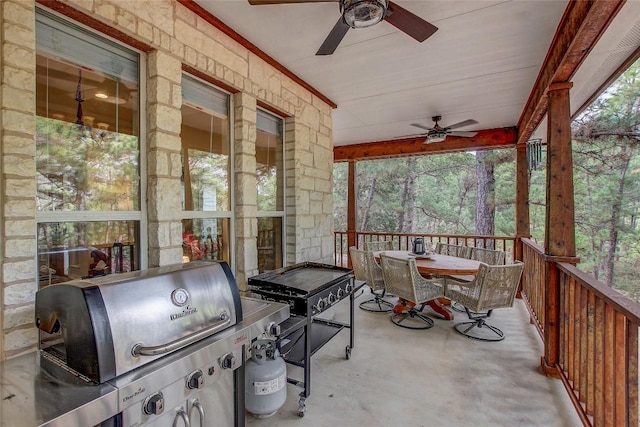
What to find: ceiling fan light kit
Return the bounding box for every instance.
[342,0,387,29]
[426,132,447,143]
[411,115,479,144]
[248,0,437,56]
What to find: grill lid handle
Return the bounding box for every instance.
[131,311,231,357]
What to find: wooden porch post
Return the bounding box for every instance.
[346,160,357,265]
[542,82,577,376]
[515,144,530,261]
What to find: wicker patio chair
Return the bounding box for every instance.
[379,253,445,329]
[449,247,508,311]
[445,261,524,341]
[434,242,472,258]
[349,247,394,312]
[470,247,506,264]
[364,240,393,252]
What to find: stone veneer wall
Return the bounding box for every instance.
[0,0,334,360]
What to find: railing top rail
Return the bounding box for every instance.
[521,237,544,252]
[522,237,640,323]
[336,231,516,241]
[557,261,640,323]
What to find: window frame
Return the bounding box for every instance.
[180,73,235,268]
[34,7,148,278]
[256,108,286,271]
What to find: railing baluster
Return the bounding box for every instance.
[520,238,640,426]
[594,298,605,426]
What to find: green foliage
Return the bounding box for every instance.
[334,149,516,235]
[333,60,640,301]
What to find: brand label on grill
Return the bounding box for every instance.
[170,306,198,320]
[253,373,286,395]
[122,386,146,403]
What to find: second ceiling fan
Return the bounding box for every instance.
[411,116,478,143]
[248,0,438,55]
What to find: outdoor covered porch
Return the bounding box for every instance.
[248,284,582,426]
[326,1,640,423]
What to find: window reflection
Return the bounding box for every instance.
[257,217,283,272]
[182,218,230,263]
[35,10,142,286]
[257,110,284,272]
[181,76,230,212]
[180,75,232,266]
[38,221,139,286]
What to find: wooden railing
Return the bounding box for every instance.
[521,238,546,338]
[334,231,516,267]
[521,238,640,426]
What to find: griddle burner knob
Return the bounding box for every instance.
[315,299,327,311]
[187,370,205,389]
[337,288,346,299]
[345,282,353,293]
[143,392,165,415]
[220,352,237,370]
[328,292,337,303]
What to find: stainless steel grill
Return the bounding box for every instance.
[1,261,289,427]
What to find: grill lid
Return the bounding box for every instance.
[35,261,242,383]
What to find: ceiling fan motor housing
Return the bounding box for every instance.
[341,0,388,28]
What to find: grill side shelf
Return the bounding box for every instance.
[279,318,345,366]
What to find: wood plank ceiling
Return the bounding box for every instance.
[189,0,640,160]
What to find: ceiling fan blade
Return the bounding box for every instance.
[448,131,478,138]
[385,1,438,42]
[410,123,433,131]
[316,17,350,55]
[249,0,337,5]
[446,119,478,130]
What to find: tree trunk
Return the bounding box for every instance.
[359,177,376,230]
[604,147,631,286]
[475,151,495,248]
[398,157,417,233]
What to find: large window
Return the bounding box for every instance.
[256,109,284,272]
[181,75,232,264]
[35,9,142,286]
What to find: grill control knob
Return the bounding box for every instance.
[345,282,353,293]
[187,370,204,389]
[315,299,327,311]
[328,293,337,304]
[337,288,346,299]
[220,352,237,370]
[143,392,164,415]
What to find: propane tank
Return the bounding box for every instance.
[245,339,287,418]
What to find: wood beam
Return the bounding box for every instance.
[334,127,517,161]
[347,161,357,256]
[517,0,625,144]
[176,0,337,109]
[515,144,530,262]
[542,82,576,376]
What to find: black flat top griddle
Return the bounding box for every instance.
[249,262,352,296]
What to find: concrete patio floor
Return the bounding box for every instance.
[246,290,582,427]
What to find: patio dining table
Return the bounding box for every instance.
[373,250,482,320]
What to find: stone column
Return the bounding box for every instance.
[1,0,38,359]
[147,51,183,267]
[233,92,258,291]
[284,114,334,265]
